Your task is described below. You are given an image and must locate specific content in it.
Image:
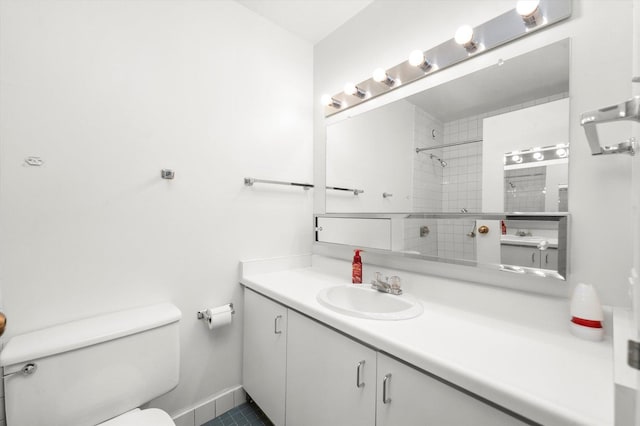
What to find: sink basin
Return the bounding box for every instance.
[316,284,423,320]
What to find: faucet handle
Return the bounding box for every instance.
[389,276,401,289]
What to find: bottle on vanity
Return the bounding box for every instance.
[569,282,604,341]
[352,249,363,284]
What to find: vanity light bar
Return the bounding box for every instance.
[321,0,571,116]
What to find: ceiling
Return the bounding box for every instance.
[236,0,374,44]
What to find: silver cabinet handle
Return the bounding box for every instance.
[382,373,392,404]
[545,253,549,264]
[274,315,283,334]
[356,360,365,388]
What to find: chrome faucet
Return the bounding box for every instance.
[371,273,403,295]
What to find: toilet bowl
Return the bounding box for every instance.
[0,303,181,426]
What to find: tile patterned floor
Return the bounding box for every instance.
[202,401,273,426]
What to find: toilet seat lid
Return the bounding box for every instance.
[99,408,175,426]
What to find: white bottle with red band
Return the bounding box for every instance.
[569,282,604,341]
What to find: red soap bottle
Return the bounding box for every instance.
[352,249,363,284]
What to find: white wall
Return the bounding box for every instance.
[315,0,634,306]
[0,0,313,417]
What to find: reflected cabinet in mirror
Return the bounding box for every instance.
[322,39,571,281]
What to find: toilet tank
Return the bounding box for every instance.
[0,303,181,426]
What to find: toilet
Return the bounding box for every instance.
[0,303,181,426]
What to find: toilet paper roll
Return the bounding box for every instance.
[206,305,233,330]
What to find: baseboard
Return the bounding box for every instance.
[171,386,246,426]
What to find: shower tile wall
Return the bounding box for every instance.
[439,112,483,261]
[405,106,442,256]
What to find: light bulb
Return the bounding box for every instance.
[516,0,541,26]
[344,82,357,96]
[455,25,478,52]
[516,0,540,17]
[556,148,568,158]
[409,50,425,67]
[511,154,523,163]
[533,152,544,161]
[454,25,474,45]
[372,68,388,82]
[372,68,395,87]
[343,82,366,99]
[408,50,432,71]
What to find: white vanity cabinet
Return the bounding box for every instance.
[243,289,530,426]
[501,245,558,270]
[286,310,376,426]
[242,289,288,426]
[376,353,528,426]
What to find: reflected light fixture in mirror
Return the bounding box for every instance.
[321,0,572,117]
[504,144,569,167]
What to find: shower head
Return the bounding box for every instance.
[429,154,447,167]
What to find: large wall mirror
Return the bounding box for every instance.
[320,39,571,280]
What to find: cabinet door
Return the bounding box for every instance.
[541,248,558,270]
[286,310,376,426]
[500,245,538,268]
[243,289,288,426]
[376,353,528,426]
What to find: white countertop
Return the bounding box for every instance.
[240,255,613,426]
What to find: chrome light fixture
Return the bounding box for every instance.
[321,0,571,117]
[343,82,367,99]
[372,68,397,87]
[454,25,478,53]
[408,50,433,72]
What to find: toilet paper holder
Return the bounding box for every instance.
[197,303,235,321]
